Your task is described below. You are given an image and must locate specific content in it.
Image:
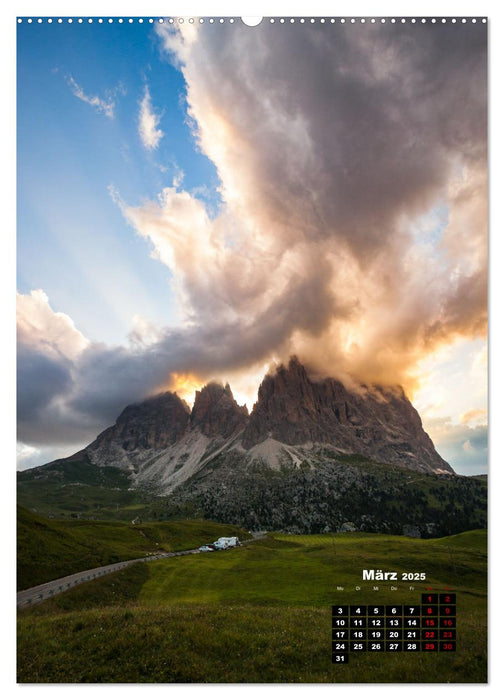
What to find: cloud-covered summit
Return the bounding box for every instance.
[17,21,487,472]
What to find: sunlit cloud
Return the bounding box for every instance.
[461,408,487,426]
[145,21,487,393]
[166,372,203,407]
[138,85,164,150]
[17,289,88,360]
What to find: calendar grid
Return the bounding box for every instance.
[332,594,456,663]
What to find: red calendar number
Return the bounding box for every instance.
[440,594,456,604]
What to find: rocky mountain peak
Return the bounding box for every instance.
[191,382,249,439]
[273,355,311,385]
[80,357,451,478]
[85,391,191,467]
[115,391,190,427]
[242,357,452,473]
[242,356,318,448]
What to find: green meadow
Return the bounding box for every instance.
[17,528,487,683]
[17,506,248,590]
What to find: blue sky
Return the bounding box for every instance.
[17,19,220,345]
[16,15,488,476]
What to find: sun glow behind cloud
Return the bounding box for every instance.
[412,338,487,421]
[166,372,205,407]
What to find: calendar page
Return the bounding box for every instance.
[16,13,488,685]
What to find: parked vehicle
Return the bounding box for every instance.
[199,537,241,552]
[212,537,240,550]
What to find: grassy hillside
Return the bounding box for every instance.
[17,461,151,519]
[18,530,487,683]
[17,506,249,590]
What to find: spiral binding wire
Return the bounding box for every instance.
[16,17,488,25]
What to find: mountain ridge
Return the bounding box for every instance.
[54,356,453,495]
[19,359,487,537]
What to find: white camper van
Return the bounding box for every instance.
[212,536,240,550]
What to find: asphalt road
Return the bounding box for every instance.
[16,548,200,609]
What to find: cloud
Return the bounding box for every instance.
[17,345,73,425]
[423,416,487,476]
[16,443,86,472]
[171,165,184,188]
[16,288,488,477]
[138,86,164,150]
[17,291,94,446]
[17,290,88,360]
[461,408,487,426]
[145,20,487,390]
[66,75,123,118]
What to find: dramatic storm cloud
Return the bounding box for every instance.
[127,20,487,387]
[17,20,487,470]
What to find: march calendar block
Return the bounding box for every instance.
[331,592,457,663]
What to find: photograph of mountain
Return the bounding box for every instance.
[16,14,487,684]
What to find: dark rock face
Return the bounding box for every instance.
[242,357,452,474]
[242,358,319,447]
[83,383,249,470]
[190,383,249,439]
[87,392,190,453]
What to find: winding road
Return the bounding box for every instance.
[17,534,265,610]
[16,548,200,609]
